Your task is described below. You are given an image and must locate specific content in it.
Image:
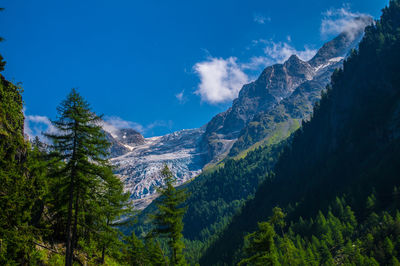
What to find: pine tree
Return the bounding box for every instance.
[151,165,187,265]
[46,88,115,266]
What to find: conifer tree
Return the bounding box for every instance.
[152,165,187,265]
[125,231,149,266]
[96,167,131,264]
[269,207,286,236]
[46,89,117,266]
[238,221,279,266]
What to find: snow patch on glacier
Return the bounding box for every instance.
[109,128,206,206]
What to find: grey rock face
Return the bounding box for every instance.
[203,17,372,161]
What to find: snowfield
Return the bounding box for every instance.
[109,128,206,208]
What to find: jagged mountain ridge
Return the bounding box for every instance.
[205,18,371,160]
[107,17,371,208]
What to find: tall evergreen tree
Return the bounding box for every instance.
[152,165,187,265]
[46,89,115,266]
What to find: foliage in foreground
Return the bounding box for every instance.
[239,193,400,265]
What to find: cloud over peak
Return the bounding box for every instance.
[194,57,249,104]
[103,116,173,137]
[242,41,317,70]
[321,6,373,40]
[193,41,317,104]
[102,116,144,136]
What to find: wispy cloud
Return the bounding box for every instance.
[103,116,173,136]
[193,41,316,104]
[191,6,371,105]
[253,14,271,24]
[263,41,317,63]
[175,90,186,104]
[25,113,173,140]
[146,120,173,132]
[103,116,145,136]
[242,41,317,70]
[24,115,58,141]
[321,5,373,40]
[194,57,249,104]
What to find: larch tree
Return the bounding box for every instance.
[151,165,187,265]
[46,88,121,265]
[238,221,279,266]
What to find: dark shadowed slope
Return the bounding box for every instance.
[200,1,400,264]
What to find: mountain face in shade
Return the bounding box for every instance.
[200,7,399,263]
[203,17,372,161]
[107,16,372,208]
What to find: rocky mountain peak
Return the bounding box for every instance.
[114,128,145,146]
[309,15,373,68]
[201,19,373,163]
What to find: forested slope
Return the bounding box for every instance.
[201,1,400,264]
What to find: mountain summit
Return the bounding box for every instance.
[204,15,372,161]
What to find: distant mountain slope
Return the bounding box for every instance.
[200,2,400,264]
[107,127,206,208]
[209,19,371,159]
[108,17,371,208]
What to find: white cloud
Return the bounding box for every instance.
[103,116,173,137]
[192,7,371,104]
[24,113,173,140]
[103,116,144,136]
[193,41,317,104]
[24,115,58,141]
[264,41,317,63]
[321,6,373,40]
[242,41,317,70]
[241,56,274,70]
[253,14,271,24]
[194,57,249,104]
[147,120,173,131]
[175,90,186,103]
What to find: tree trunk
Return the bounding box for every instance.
[66,119,78,266]
[65,174,74,266]
[71,190,80,263]
[101,246,105,264]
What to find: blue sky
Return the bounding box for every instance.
[0,0,387,137]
